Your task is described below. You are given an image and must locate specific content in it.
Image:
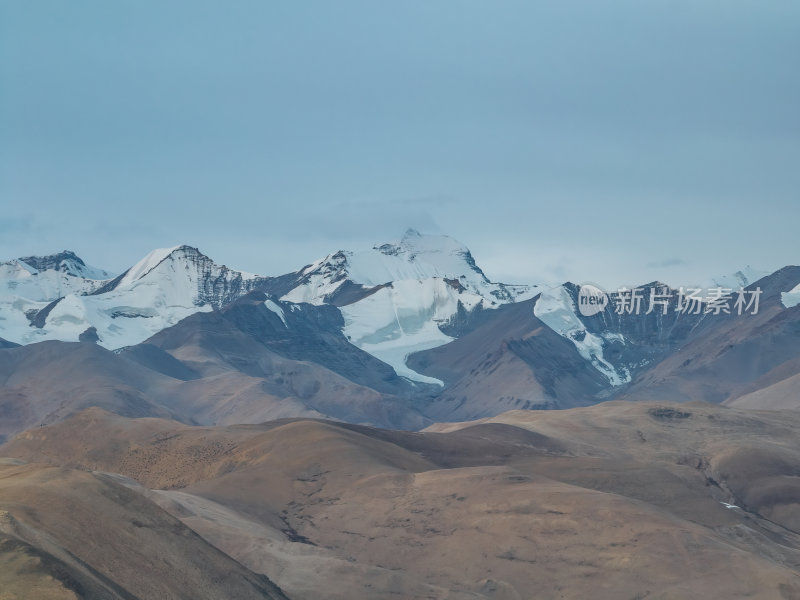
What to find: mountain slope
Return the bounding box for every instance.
[0,460,288,599]
[617,267,800,404]
[0,295,430,442]
[6,403,800,599]
[0,341,182,443]
[142,291,431,429]
[406,266,800,416]
[407,299,610,419]
[4,239,800,420]
[0,337,19,349]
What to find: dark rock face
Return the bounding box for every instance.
[581,268,800,405]
[18,250,86,273]
[438,300,496,338]
[564,281,710,382]
[171,246,270,309]
[550,270,800,394]
[321,280,389,307]
[78,326,100,343]
[90,270,128,295]
[28,297,64,329]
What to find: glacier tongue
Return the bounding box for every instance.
[339,278,489,385]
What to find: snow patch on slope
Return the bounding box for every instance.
[783,284,800,309]
[265,298,287,327]
[118,246,182,287]
[534,285,629,386]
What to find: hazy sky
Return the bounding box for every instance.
[1,1,798,288]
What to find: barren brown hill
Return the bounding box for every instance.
[723,356,800,410]
[0,459,288,600]
[0,341,182,443]
[407,299,610,418]
[0,329,427,446]
[5,403,800,598]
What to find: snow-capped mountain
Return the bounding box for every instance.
[282,229,532,305]
[534,284,630,386]
[0,251,117,346]
[95,245,264,309]
[276,230,539,383]
[0,234,538,384]
[0,245,268,349]
[3,237,800,427]
[531,267,800,390]
[18,250,115,281]
[531,280,739,387]
[0,250,114,302]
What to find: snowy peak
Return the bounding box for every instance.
[279,230,541,383]
[117,244,252,288]
[364,229,487,285]
[109,244,263,309]
[17,250,114,280]
[284,230,532,306]
[371,228,489,282]
[1,250,115,302]
[0,244,271,349]
[116,245,186,288]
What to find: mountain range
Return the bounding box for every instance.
[3,232,800,598]
[2,230,800,440]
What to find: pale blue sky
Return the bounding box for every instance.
[1,1,798,287]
